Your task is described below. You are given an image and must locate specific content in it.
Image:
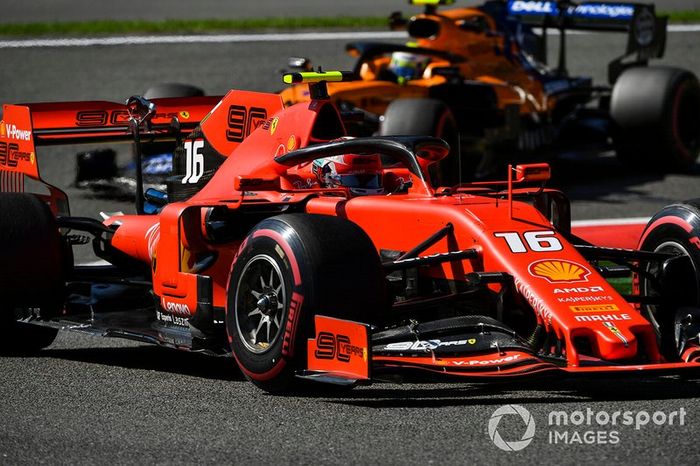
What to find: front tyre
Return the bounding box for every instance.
[638,199,700,359]
[226,214,386,393]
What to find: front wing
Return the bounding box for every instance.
[303,316,700,384]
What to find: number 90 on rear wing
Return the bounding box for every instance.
[507,1,667,83]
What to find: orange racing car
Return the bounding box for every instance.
[280,0,700,181]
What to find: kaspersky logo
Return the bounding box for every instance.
[529,259,591,283]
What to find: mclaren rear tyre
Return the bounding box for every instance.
[611,66,700,172]
[143,82,205,99]
[638,199,700,360]
[380,98,461,186]
[227,214,386,393]
[0,194,65,352]
[75,83,205,185]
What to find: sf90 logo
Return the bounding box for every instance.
[314,331,364,362]
[226,105,268,142]
[75,110,130,126]
[0,142,20,167]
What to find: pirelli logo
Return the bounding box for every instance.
[570,304,620,313]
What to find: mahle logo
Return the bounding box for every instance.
[488,405,536,451]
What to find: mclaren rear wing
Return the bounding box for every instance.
[506,1,666,82]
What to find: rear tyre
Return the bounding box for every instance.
[0,194,64,352]
[638,199,700,359]
[227,214,386,393]
[74,83,206,185]
[611,67,700,172]
[380,98,461,186]
[143,83,205,99]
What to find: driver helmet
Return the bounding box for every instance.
[312,153,384,195]
[388,51,430,84]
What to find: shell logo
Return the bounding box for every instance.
[529,259,591,283]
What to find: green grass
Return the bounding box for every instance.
[0,10,697,37]
[0,17,388,37]
[608,277,632,296]
[665,9,700,23]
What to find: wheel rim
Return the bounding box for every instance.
[234,254,287,354]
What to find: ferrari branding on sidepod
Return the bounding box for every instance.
[529,259,591,283]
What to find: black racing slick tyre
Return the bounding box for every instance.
[611,66,700,172]
[226,214,386,393]
[380,98,461,186]
[143,82,205,99]
[638,199,700,360]
[0,194,64,352]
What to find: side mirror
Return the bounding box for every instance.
[515,163,551,183]
[287,57,313,71]
[388,11,407,31]
[408,18,441,39]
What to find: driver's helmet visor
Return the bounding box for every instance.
[391,59,419,80]
[329,173,382,189]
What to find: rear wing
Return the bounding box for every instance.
[17,96,221,147]
[0,96,219,177]
[506,1,666,82]
[0,96,219,214]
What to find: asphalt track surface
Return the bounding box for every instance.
[1,27,700,466]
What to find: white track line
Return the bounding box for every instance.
[0,31,405,49]
[571,217,650,227]
[0,24,699,49]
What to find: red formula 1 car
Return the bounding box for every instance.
[0,72,699,392]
